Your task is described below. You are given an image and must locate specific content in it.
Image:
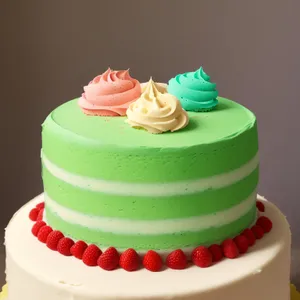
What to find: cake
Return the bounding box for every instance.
[2,67,296,299]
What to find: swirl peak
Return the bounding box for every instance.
[168,67,218,112]
[78,68,141,116]
[144,77,161,98]
[126,79,189,134]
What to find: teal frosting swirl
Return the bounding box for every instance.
[168,67,218,112]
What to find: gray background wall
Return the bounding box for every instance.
[1,0,299,286]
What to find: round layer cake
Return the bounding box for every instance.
[4,195,290,300]
[3,67,292,300]
[42,95,258,252]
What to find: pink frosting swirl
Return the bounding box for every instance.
[78,68,142,116]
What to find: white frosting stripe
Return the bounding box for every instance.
[42,152,259,197]
[45,192,256,235]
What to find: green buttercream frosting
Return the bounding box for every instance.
[42,98,257,181]
[45,206,256,250]
[168,67,218,111]
[41,96,259,251]
[43,167,258,219]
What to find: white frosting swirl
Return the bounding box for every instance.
[126,79,189,134]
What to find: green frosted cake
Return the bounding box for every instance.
[3,67,292,300]
[41,69,258,252]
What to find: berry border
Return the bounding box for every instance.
[28,200,272,272]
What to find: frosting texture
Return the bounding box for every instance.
[168,67,218,112]
[42,96,258,250]
[126,79,189,134]
[78,68,141,116]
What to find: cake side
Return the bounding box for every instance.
[41,96,259,250]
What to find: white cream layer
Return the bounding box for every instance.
[42,151,259,197]
[45,192,256,234]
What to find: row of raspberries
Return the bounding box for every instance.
[28,200,271,272]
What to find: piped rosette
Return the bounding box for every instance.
[126,78,189,134]
[168,67,218,112]
[78,68,142,116]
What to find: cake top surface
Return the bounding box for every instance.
[45,97,255,149]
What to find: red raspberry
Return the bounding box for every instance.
[37,225,53,243]
[222,239,239,259]
[36,202,45,210]
[36,208,44,221]
[82,244,102,266]
[57,237,75,256]
[256,216,273,233]
[97,247,120,271]
[192,246,212,268]
[31,221,46,236]
[242,228,256,246]
[251,225,264,239]
[29,208,39,221]
[208,244,223,262]
[166,249,187,270]
[46,230,64,250]
[256,201,265,212]
[119,248,140,272]
[143,250,163,272]
[234,235,249,254]
[70,241,88,259]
